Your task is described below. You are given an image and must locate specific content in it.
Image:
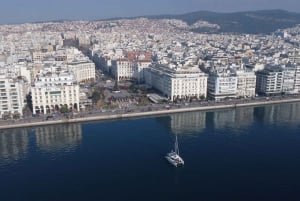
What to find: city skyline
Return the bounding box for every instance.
[1,0,300,24]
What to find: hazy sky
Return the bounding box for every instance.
[1,0,300,24]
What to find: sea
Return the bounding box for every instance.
[1,103,300,201]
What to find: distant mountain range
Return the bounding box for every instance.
[32,10,300,35]
[117,9,300,34]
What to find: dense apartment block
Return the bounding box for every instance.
[236,68,256,98]
[1,18,300,116]
[256,66,283,95]
[292,63,300,93]
[0,75,24,119]
[282,63,298,94]
[207,70,238,101]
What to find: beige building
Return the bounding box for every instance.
[236,68,256,98]
[111,51,152,82]
[112,59,134,81]
[67,61,95,83]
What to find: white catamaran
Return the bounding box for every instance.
[165,135,184,167]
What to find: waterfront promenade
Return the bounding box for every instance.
[1,96,300,130]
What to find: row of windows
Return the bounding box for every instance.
[0,99,18,104]
[34,95,77,99]
[173,93,202,97]
[0,84,16,90]
[43,78,68,82]
[218,82,237,86]
[46,99,75,103]
[33,90,77,96]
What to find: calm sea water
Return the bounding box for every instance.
[1,103,300,201]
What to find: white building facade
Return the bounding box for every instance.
[67,61,95,83]
[31,72,80,115]
[145,64,207,101]
[0,75,24,119]
[292,63,300,93]
[255,66,283,95]
[133,61,152,82]
[236,69,256,98]
[282,64,297,94]
[112,59,135,81]
[207,71,238,101]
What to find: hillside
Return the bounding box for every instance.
[145,9,300,34]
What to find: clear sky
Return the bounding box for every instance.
[1,0,300,24]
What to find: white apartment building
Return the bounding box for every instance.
[282,63,297,94]
[294,63,300,93]
[112,59,135,81]
[290,52,300,64]
[0,75,24,119]
[283,51,300,94]
[31,72,80,115]
[19,65,32,83]
[54,49,67,61]
[145,64,207,101]
[66,48,76,63]
[32,51,47,63]
[95,55,114,74]
[236,68,256,98]
[110,51,152,82]
[256,66,283,95]
[67,61,95,83]
[207,70,238,101]
[112,59,152,82]
[133,60,152,82]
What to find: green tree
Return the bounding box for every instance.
[92,90,101,103]
[60,105,69,113]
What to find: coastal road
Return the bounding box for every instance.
[1,95,300,130]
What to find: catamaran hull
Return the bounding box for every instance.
[165,156,184,167]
